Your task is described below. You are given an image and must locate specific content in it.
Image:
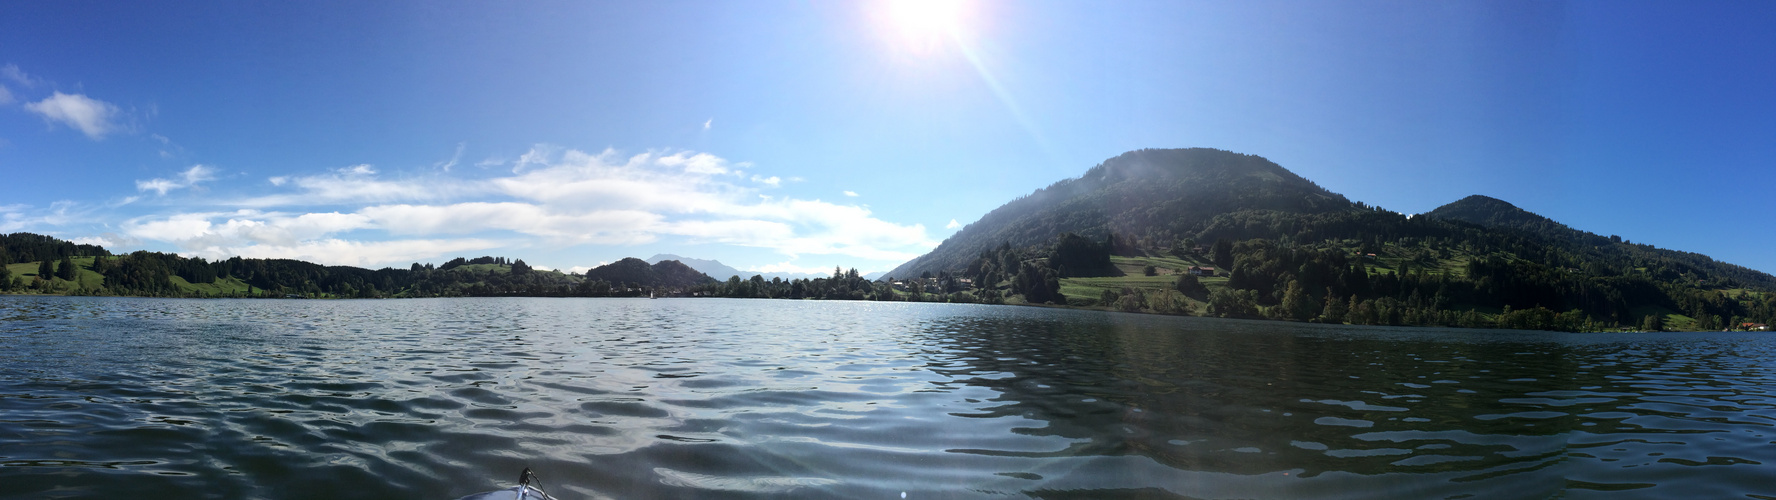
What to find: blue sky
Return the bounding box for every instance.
[3,1,1773,275]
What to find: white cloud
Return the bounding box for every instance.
[703,118,712,130]
[359,202,661,244]
[0,85,12,105]
[231,164,476,207]
[946,218,961,229]
[118,209,487,266]
[67,233,139,250]
[752,175,782,186]
[512,145,557,173]
[26,92,120,139]
[225,238,502,267]
[136,165,217,195]
[844,191,859,197]
[122,146,939,268]
[657,151,737,175]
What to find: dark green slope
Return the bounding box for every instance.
[582,258,717,288]
[1424,195,1776,292]
[887,148,1353,278]
[1424,195,1569,234]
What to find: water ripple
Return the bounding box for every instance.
[3,296,1776,498]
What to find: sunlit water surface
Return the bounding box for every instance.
[3,296,1775,499]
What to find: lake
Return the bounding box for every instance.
[2,296,1773,499]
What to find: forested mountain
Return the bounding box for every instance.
[583,258,717,288]
[887,148,1352,279]
[1419,196,1775,291]
[891,148,1776,331]
[1424,195,1566,231]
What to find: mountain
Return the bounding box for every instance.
[585,258,716,288]
[889,147,1775,331]
[886,148,1352,279]
[1423,195,1776,292]
[646,254,744,281]
[645,253,885,282]
[1423,195,1569,234]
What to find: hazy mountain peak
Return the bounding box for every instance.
[646,254,744,280]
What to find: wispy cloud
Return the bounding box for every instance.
[844,190,859,197]
[0,85,13,106]
[1,64,39,87]
[26,92,120,139]
[0,200,92,233]
[436,142,465,171]
[235,164,476,207]
[703,118,712,130]
[946,219,961,229]
[136,165,217,195]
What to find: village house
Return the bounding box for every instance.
[1187,266,1216,277]
[1743,323,1768,331]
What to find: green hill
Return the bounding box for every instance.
[890,148,1776,332]
[886,148,1352,279]
[582,258,717,288]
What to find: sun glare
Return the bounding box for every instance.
[878,0,972,55]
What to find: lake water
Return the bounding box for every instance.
[2,296,1774,499]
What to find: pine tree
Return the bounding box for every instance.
[57,256,78,281]
[1281,280,1314,321]
[1320,288,1348,324]
[38,259,54,279]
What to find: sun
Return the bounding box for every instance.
[876,0,972,56]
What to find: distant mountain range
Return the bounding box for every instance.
[645,254,885,282]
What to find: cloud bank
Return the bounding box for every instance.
[118,147,939,268]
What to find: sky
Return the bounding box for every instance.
[2,1,1774,276]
